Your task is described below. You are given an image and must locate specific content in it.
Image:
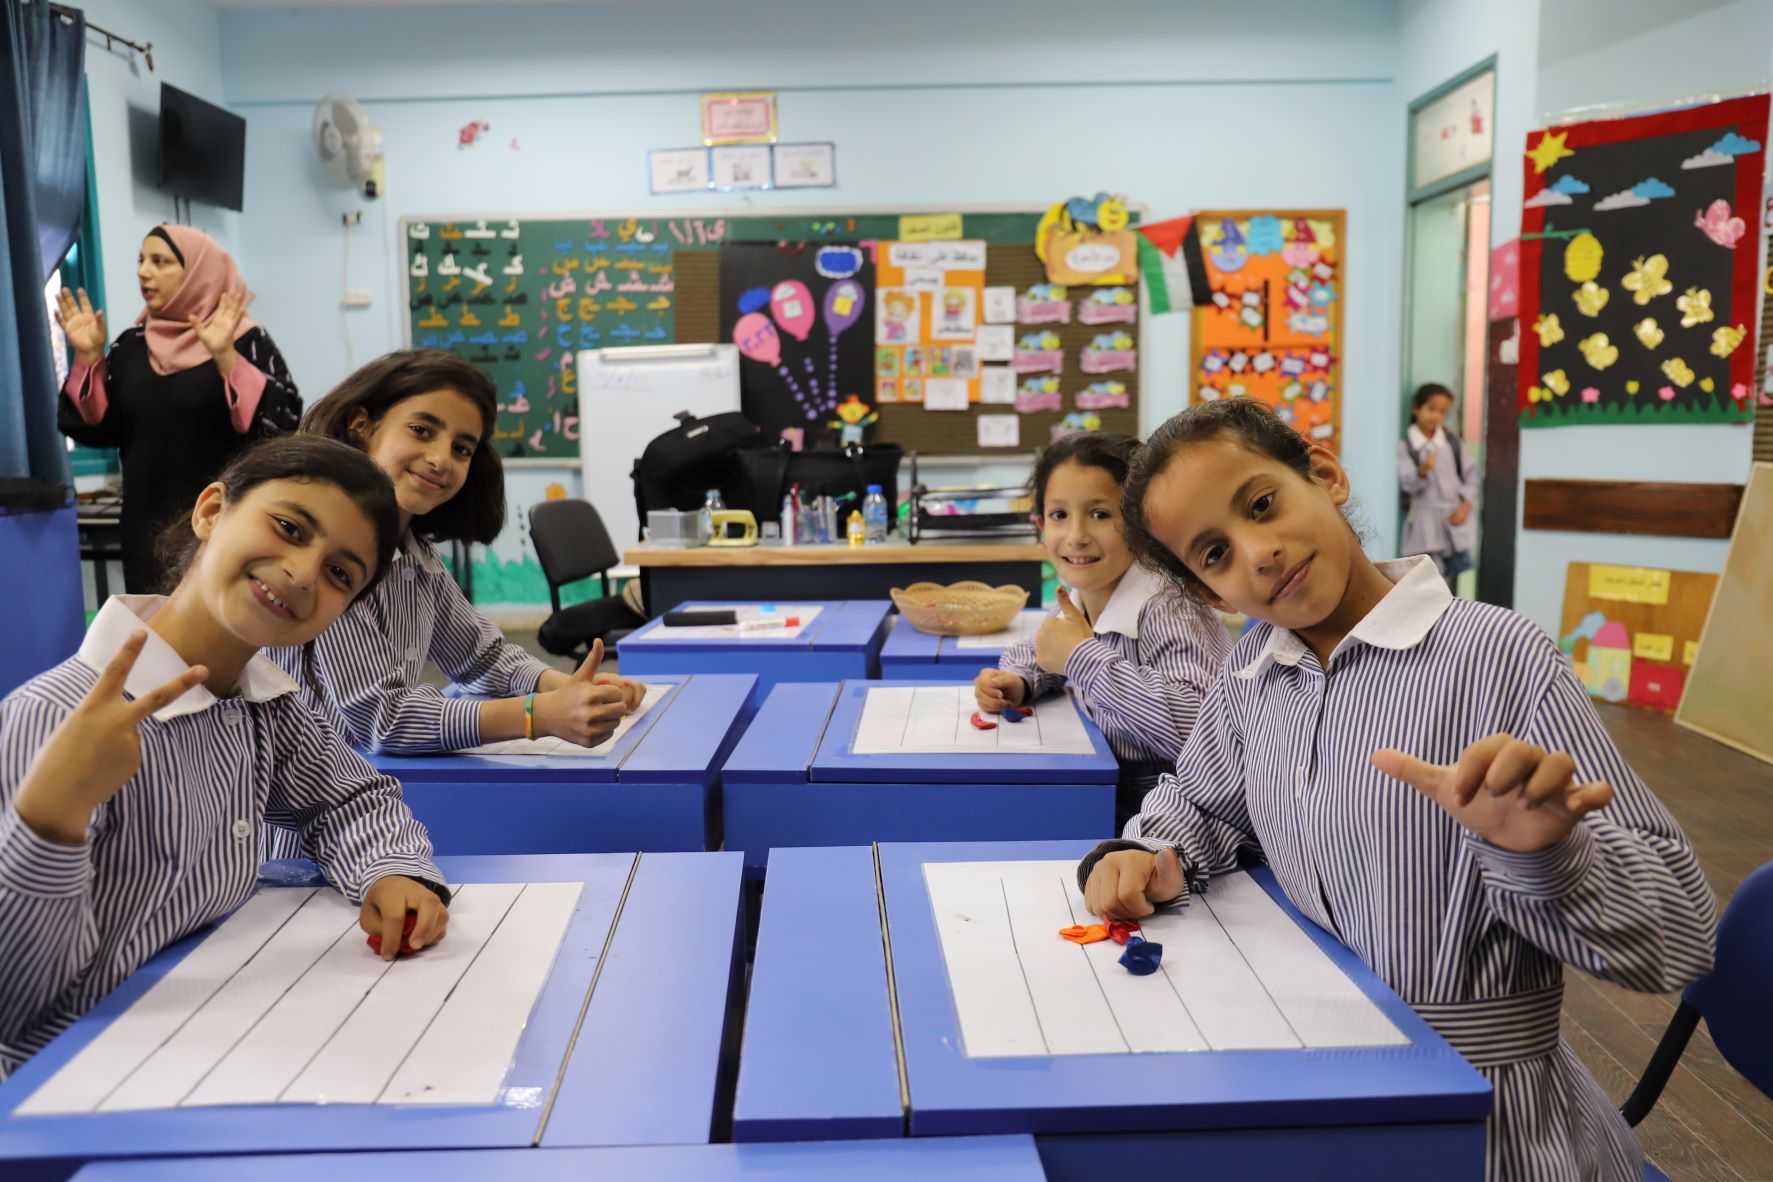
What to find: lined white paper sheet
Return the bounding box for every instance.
[852,685,1095,755]
[922,861,1409,1058]
[16,882,584,1114]
[952,611,1046,651]
[460,682,669,756]
[648,603,823,641]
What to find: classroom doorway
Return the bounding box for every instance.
[1403,59,1497,602]
[1402,179,1490,599]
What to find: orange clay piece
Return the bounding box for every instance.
[1058,924,1110,945]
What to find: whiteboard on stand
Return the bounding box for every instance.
[578,344,741,549]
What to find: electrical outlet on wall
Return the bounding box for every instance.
[341,289,373,308]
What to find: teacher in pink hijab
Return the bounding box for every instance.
[54,224,301,592]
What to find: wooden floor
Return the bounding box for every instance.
[1575,704,1772,1182]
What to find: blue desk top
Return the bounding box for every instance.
[69,1136,1048,1181]
[0,851,744,1166]
[740,839,1492,1140]
[880,611,1047,666]
[620,600,891,653]
[368,674,753,784]
[724,680,1117,786]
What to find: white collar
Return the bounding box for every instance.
[399,532,446,575]
[78,596,301,722]
[1406,424,1442,451]
[1232,555,1452,679]
[1085,563,1168,640]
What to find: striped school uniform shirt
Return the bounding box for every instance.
[267,533,554,755]
[0,597,444,1079]
[1000,563,1232,822]
[1080,556,1716,1182]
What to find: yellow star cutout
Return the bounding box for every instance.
[1527,131,1575,174]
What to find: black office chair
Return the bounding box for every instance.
[528,499,644,662]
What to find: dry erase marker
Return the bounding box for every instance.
[738,616,800,633]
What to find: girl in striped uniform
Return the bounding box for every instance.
[268,350,642,764]
[0,437,449,1079]
[975,432,1232,828]
[1078,399,1715,1181]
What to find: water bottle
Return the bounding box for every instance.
[699,489,724,544]
[778,488,798,547]
[862,484,888,544]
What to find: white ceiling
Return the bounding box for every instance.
[209,0,642,9]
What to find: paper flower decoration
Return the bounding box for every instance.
[1527,385,1548,404]
[1677,287,1714,327]
[1534,313,1565,347]
[1622,255,1673,305]
[1659,385,1677,401]
[1633,318,1664,349]
[1581,386,1601,403]
[1660,357,1696,388]
[1564,232,1603,283]
[1711,323,1748,357]
[1573,281,1610,317]
[1626,380,1641,395]
[1542,369,1571,396]
[1578,333,1619,370]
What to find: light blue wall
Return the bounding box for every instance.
[77,0,236,322]
[211,0,1407,608]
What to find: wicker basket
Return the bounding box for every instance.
[891,581,1031,636]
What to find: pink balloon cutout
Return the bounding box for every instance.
[770,280,816,341]
[734,312,782,366]
[823,280,866,336]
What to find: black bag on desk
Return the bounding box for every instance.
[629,411,762,540]
[735,442,903,526]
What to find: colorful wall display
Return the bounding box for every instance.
[871,239,987,408]
[1518,93,1769,427]
[1188,209,1346,453]
[1558,562,1719,715]
[404,216,679,459]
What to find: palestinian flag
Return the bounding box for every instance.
[1136,215,1208,315]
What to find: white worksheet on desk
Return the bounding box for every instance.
[648,602,824,641]
[951,611,1046,650]
[852,685,1095,755]
[459,682,670,756]
[922,860,1409,1058]
[15,881,584,1114]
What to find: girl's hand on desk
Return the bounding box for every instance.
[593,673,644,713]
[1371,735,1614,854]
[1034,589,1094,675]
[974,669,1027,714]
[535,639,627,747]
[15,631,208,845]
[361,875,449,961]
[1085,847,1185,920]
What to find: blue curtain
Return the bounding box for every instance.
[0,0,86,486]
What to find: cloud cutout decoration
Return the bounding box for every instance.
[1709,131,1762,156]
[1632,178,1676,199]
[1594,190,1650,212]
[1682,149,1733,170]
[1549,175,1591,194]
[1524,189,1573,208]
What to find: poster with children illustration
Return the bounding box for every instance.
[1518,93,1768,427]
[1188,209,1346,453]
[873,240,986,404]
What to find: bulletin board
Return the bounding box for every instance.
[402,208,1144,459]
[1557,562,1719,715]
[1188,209,1346,453]
[1677,462,1773,764]
[1517,93,1768,428]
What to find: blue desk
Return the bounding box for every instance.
[720,682,1117,874]
[617,600,891,701]
[879,610,1047,681]
[370,674,753,854]
[0,851,744,1182]
[68,1135,1047,1181]
[735,842,1492,1180]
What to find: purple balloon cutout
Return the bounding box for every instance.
[823,280,867,337]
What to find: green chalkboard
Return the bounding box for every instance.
[402,209,1086,459]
